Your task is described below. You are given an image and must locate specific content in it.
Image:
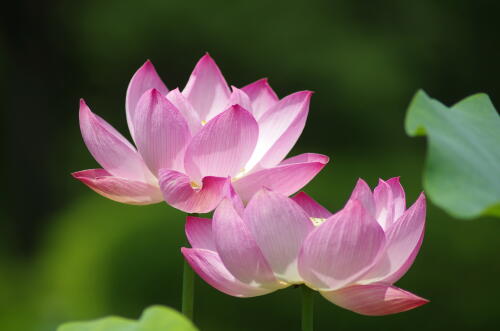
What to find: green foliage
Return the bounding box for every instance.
[405,90,500,219]
[57,306,198,331]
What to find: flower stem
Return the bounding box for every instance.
[182,212,198,320]
[182,257,195,319]
[301,285,314,331]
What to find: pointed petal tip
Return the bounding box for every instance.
[322,285,429,316]
[356,177,370,187]
[79,99,90,113]
[199,52,215,64]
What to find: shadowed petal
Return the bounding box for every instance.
[213,199,277,284]
[244,189,314,283]
[321,284,429,316]
[241,78,279,120]
[348,179,376,216]
[79,99,152,182]
[222,182,245,216]
[182,248,277,297]
[185,216,215,251]
[233,153,329,202]
[299,200,386,291]
[184,105,258,182]
[245,91,312,170]
[228,86,252,112]
[126,60,168,139]
[133,89,191,175]
[158,169,228,213]
[182,54,231,122]
[72,169,162,205]
[292,192,332,219]
[166,88,202,135]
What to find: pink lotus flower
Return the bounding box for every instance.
[72,54,328,212]
[182,178,428,315]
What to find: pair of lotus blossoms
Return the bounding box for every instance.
[73,54,428,316]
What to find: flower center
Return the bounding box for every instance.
[190,181,200,189]
[310,217,327,227]
[201,120,207,125]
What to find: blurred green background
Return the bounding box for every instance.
[2,0,500,330]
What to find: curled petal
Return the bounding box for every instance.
[241,78,279,120]
[245,91,312,170]
[166,88,202,135]
[292,192,332,219]
[184,105,259,182]
[244,189,314,283]
[158,169,228,213]
[233,153,329,202]
[134,89,191,174]
[72,169,162,205]
[321,284,429,316]
[298,200,386,291]
[363,193,426,284]
[213,199,277,284]
[182,248,277,297]
[182,53,231,122]
[185,216,215,251]
[79,99,152,182]
[126,60,168,139]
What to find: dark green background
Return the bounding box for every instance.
[2,0,499,330]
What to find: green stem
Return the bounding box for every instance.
[182,212,198,320]
[182,258,195,319]
[301,285,314,331]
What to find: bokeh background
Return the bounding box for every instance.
[2,0,500,330]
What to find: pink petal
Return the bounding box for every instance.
[133,89,191,175]
[182,54,231,122]
[158,169,228,213]
[182,248,276,297]
[72,169,162,205]
[79,99,152,182]
[373,177,407,229]
[243,189,314,283]
[213,199,277,284]
[245,91,312,171]
[184,105,259,183]
[373,179,395,229]
[291,192,332,219]
[228,86,253,112]
[321,284,429,316]
[166,88,202,135]
[222,182,245,216]
[386,177,406,220]
[348,179,376,216]
[241,78,279,120]
[363,193,426,284]
[185,216,215,251]
[298,200,386,291]
[126,60,168,139]
[233,153,329,202]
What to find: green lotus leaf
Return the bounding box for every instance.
[405,90,500,219]
[57,306,198,331]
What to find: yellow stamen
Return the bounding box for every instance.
[201,120,207,125]
[310,217,326,227]
[190,181,200,189]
